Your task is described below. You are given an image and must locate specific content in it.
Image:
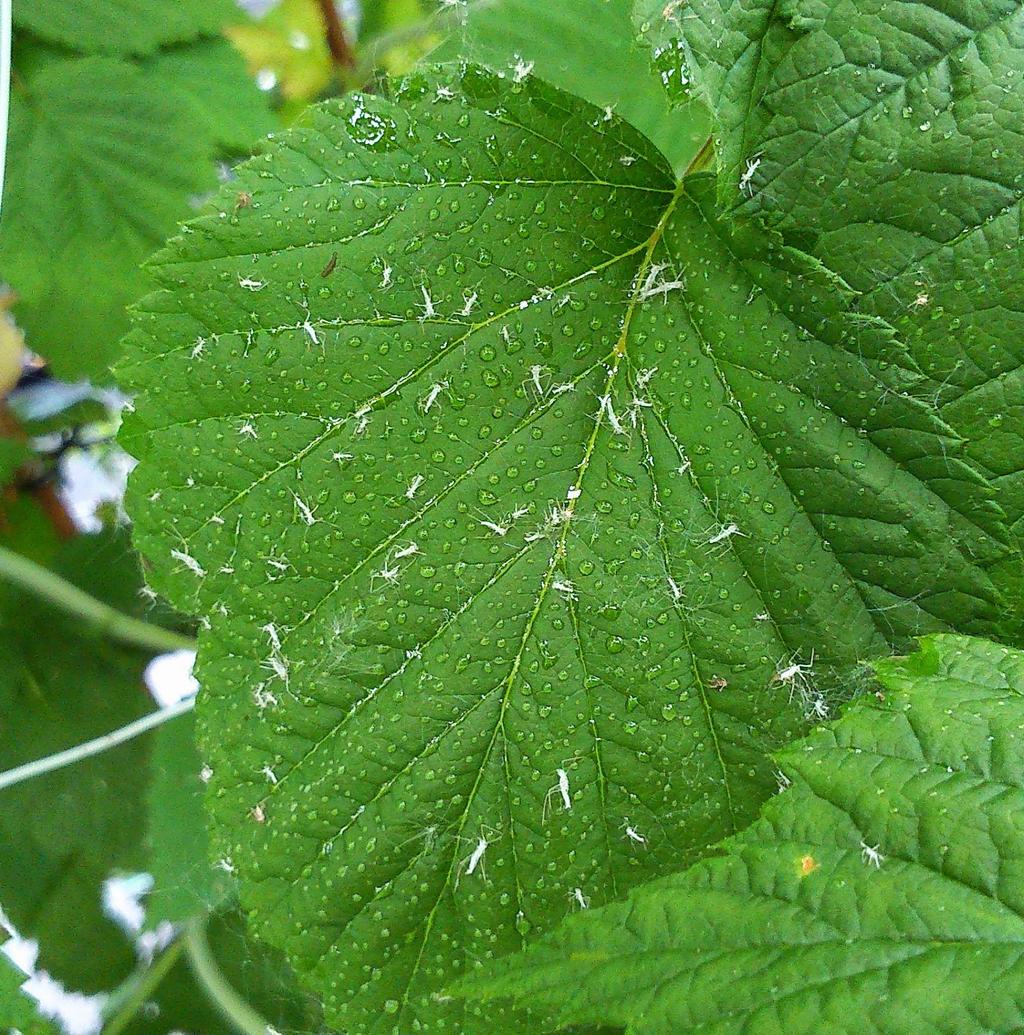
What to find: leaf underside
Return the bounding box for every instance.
[459,633,1024,1035]
[121,66,1009,1032]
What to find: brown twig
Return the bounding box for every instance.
[0,401,76,540]
[316,0,356,71]
[683,135,715,177]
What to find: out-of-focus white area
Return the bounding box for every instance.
[144,650,200,708]
[1,908,105,1035]
[103,874,176,964]
[58,448,135,533]
[102,873,151,936]
[2,873,180,1035]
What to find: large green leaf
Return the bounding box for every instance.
[13,0,237,57]
[643,0,1024,532]
[120,66,1009,1032]
[458,633,1024,1034]
[434,0,710,172]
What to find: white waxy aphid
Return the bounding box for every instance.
[217,858,236,874]
[619,155,637,166]
[418,284,437,320]
[380,265,393,289]
[500,325,512,344]
[708,522,744,545]
[251,804,266,823]
[138,585,157,602]
[547,504,573,527]
[566,485,582,501]
[775,650,815,687]
[510,504,531,520]
[200,764,213,783]
[464,836,488,877]
[755,612,770,621]
[530,364,546,396]
[261,622,281,652]
[773,769,791,792]
[239,421,258,439]
[265,653,289,684]
[637,366,657,390]
[421,379,448,413]
[406,474,425,499]
[480,519,508,537]
[435,85,455,101]
[551,381,576,396]
[623,821,647,846]
[238,276,265,291]
[260,765,278,785]
[555,768,571,811]
[253,685,278,709]
[860,841,884,868]
[638,263,683,301]
[668,576,683,601]
[171,548,206,578]
[572,887,590,909]
[739,154,763,196]
[191,338,206,359]
[302,318,319,345]
[352,405,372,436]
[602,105,615,121]
[331,450,353,463]
[628,394,653,427]
[808,692,830,721]
[552,578,576,599]
[373,562,401,588]
[512,57,534,82]
[676,459,692,475]
[292,492,317,526]
[599,394,626,435]
[460,291,478,316]
[394,542,420,559]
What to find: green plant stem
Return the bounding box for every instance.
[0,697,194,791]
[184,921,273,1035]
[102,936,186,1035]
[0,543,194,653]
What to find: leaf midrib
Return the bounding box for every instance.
[392,176,694,1023]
